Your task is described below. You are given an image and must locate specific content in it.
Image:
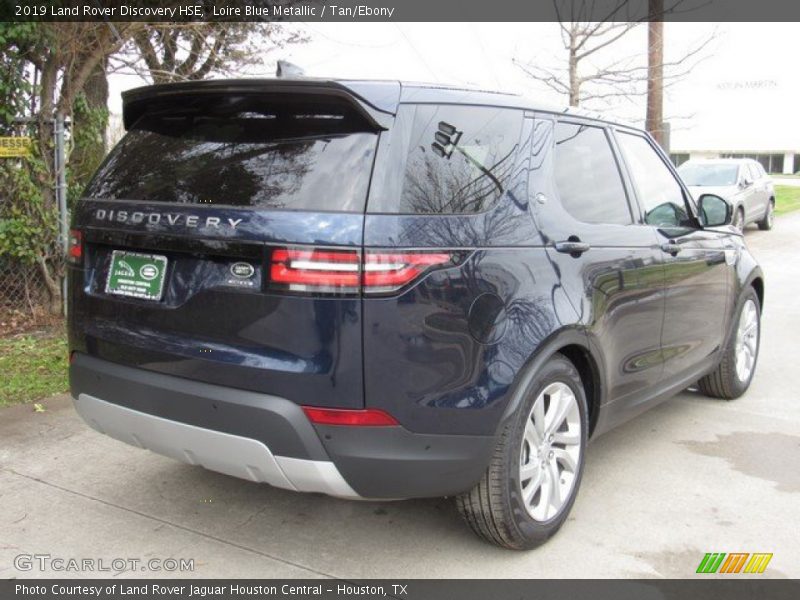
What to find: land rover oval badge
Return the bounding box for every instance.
[230,262,255,279]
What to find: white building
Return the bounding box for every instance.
[666,24,800,174]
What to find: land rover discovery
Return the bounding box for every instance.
[68,79,764,549]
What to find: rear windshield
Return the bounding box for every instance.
[678,163,739,187]
[85,95,379,212]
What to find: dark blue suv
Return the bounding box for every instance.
[68,79,764,549]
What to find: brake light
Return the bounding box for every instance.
[302,406,399,426]
[268,247,455,295]
[67,229,82,264]
[270,247,360,293]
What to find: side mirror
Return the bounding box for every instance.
[741,177,753,188]
[698,194,731,227]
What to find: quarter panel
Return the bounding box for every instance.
[362,247,576,436]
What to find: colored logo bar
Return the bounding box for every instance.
[697,553,773,574]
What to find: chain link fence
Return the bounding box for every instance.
[0,257,52,333]
[0,196,60,335]
[1,118,67,336]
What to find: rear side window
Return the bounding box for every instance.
[85,95,379,212]
[369,104,522,214]
[553,122,632,225]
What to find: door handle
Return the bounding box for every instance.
[661,242,681,256]
[555,240,591,256]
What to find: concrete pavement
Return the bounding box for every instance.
[2,214,799,579]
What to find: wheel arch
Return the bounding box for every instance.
[498,327,604,439]
[750,275,765,310]
[557,344,602,438]
[722,267,765,350]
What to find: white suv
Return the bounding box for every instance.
[678,158,775,231]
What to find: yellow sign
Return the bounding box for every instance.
[0,137,33,158]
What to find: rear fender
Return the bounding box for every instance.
[496,327,601,436]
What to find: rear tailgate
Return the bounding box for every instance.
[68,80,398,409]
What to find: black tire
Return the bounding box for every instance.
[757,199,775,231]
[456,354,588,550]
[733,206,745,232]
[698,287,761,400]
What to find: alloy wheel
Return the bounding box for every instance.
[734,209,745,231]
[519,382,582,522]
[735,298,759,383]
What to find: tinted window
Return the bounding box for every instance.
[86,95,378,212]
[370,104,522,214]
[553,122,631,225]
[617,132,691,227]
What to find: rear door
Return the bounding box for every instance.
[69,83,394,408]
[613,130,729,383]
[529,118,666,407]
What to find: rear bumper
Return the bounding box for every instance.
[74,393,358,497]
[70,354,495,499]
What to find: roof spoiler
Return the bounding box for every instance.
[276,60,305,78]
[121,79,397,131]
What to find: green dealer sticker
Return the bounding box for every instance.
[105,250,168,301]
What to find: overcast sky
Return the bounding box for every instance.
[109,22,800,151]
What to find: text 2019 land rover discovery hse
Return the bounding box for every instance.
[68,79,764,549]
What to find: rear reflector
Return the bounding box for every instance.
[302,406,399,426]
[268,247,455,295]
[67,229,82,264]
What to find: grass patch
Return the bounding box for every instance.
[0,328,68,408]
[775,186,800,216]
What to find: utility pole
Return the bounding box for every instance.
[646,0,665,148]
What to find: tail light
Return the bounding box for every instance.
[67,229,82,264]
[363,252,454,293]
[268,247,457,295]
[270,248,360,294]
[302,406,399,426]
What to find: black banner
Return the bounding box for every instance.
[3,0,800,22]
[4,580,800,600]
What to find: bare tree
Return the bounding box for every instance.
[113,23,307,84]
[514,0,714,113]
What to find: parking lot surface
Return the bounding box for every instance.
[2,213,799,579]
